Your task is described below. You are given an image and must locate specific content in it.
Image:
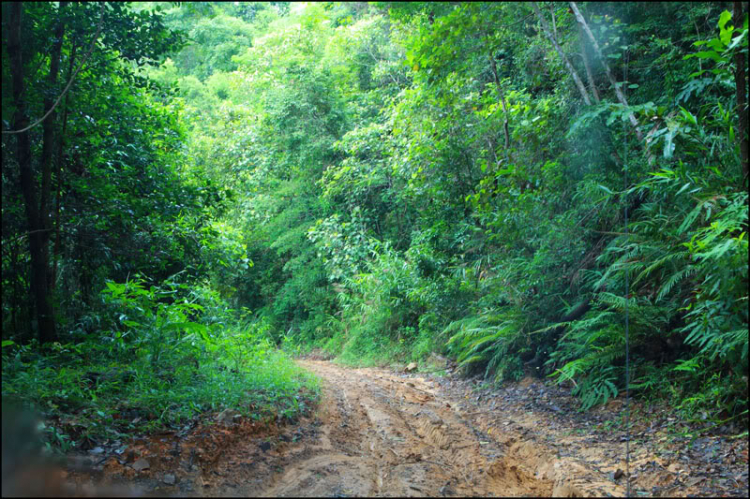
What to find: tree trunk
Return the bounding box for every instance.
[488,53,511,152]
[10,240,20,334]
[43,2,68,292]
[569,2,644,142]
[8,3,58,343]
[53,42,77,288]
[733,1,748,182]
[532,2,592,106]
[550,5,558,41]
[578,23,600,103]
[41,2,68,234]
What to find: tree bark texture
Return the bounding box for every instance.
[41,2,68,233]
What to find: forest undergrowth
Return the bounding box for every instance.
[1,277,318,452]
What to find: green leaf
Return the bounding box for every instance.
[676,182,692,195]
[726,28,748,51]
[679,106,698,125]
[718,10,733,31]
[706,38,725,51]
[663,130,676,159]
[693,51,727,63]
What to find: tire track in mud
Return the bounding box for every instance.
[230,361,566,497]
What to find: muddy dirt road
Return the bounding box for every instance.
[247,360,553,496]
[199,360,616,497]
[54,360,747,497]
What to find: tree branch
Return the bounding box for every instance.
[2,3,105,135]
[532,2,592,106]
[569,2,643,142]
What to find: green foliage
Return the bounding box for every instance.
[445,310,526,381]
[2,2,322,451]
[1,279,319,448]
[685,9,748,80]
[3,1,748,436]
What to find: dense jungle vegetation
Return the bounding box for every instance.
[2,1,748,450]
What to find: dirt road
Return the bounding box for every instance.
[202,360,614,497]
[55,359,747,497]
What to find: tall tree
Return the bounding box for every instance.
[3,2,185,342]
[6,2,58,342]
